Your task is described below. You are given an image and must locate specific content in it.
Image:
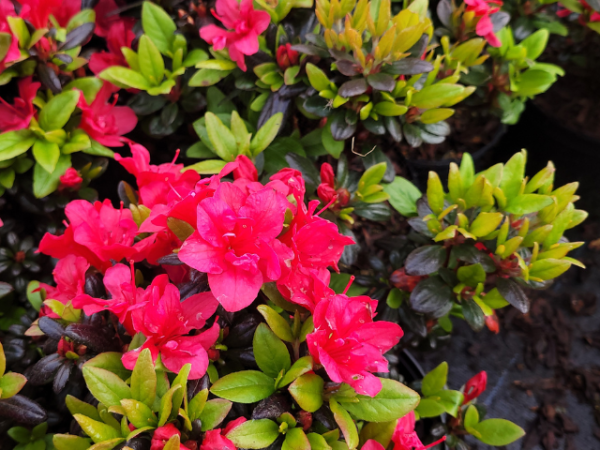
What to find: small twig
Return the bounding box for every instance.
[350,137,376,157]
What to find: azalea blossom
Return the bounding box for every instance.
[392,411,446,450]
[115,143,200,209]
[72,263,146,334]
[77,82,137,147]
[178,182,290,312]
[276,43,299,71]
[38,199,154,273]
[58,168,83,191]
[150,424,192,450]
[201,417,247,450]
[464,0,503,47]
[0,76,40,132]
[39,255,89,319]
[307,293,404,397]
[19,0,81,30]
[89,19,136,75]
[199,0,271,71]
[0,0,23,69]
[462,371,487,404]
[122,276,219,379]
[316,163,349,207]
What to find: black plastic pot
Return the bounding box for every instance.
[403,125,508,191]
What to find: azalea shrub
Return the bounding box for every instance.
[384,150,587,333]
[12,149,524,450]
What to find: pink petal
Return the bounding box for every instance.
[208,263,263,311]
[182,291,219,329]
[179,234,227,274]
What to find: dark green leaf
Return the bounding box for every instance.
[405,246,447,276]
[410,276,454,318]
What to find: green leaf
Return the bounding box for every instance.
[500,151,526,200]
[415,398,446,418]
[188,389,208,421]
[0,168,15,189]
[436,389,464,417]
[342,378,420,423]
[39,90,79,131]
[469,212,504,237]
[82,366,132,407]
[138,35,165,86]
[253,323,291,378]
[185,159,228,174]
[211,371,275,403]
[32,139,60,173]
[358,421,397,448]
[0,372,27,398]
[470,418,525,446]
[33,154,71,198]
[53,435,93,450]
[505,194,553,215]
[100,66,151,90]
[189,68,232,87]
[306,63,330,91]
[0,343,6,377]
[289,373,324,412]
[457,264,486,287]
[66,395,102,422]
[283,427,311,450]
[279,356,314,387]
[521,29,549,61]
[321,122,345,158]
[411,84,465,109]
[84,352,130,380]
[383,176,422,217]
[427,171,445,214]
[64,77,103,104]
[84,140,115,157]
[199,399,232,431]
[205,112,238,162]
[0,130,36,162]
[121,399,157,429]
[421,362,448,397]
[256,305,294,342]
[464,404,479,429]
[158,383,180,427]
[225,419,280,449]
[330,398,359,449]
[130,348,156,408]
[73,414,122,444]
[142,2,176,55]
[250,113,282,156]
[170,364,191,420]
[529,258,571,281]
[308,433,332,450]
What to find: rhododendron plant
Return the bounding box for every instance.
[200,0,271,71]
[464,0,503,47]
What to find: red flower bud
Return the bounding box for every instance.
[463,371,487,404]
[57,337,74,357]
[59,168,83,191]
[297,410,313,431]
[485,312,500,334]
[276,43,299,71]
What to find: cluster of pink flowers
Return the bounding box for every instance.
[38,145,403,395]
[199,0,270,71]
[464,0,503,47]
[557,0,600,26]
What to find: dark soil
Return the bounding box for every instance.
[535,32,600,141]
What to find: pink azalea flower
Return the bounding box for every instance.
[392,411,446,450]
[93,0,134,37]
[361,440,386,450]
[72,263,146,334]
[39,255,89,319]
[307,294,403,397]
[58,168,83,191]
[279,266,334,313]
[0,0,23,68]
[150,424,192,450]
[77,82,137,147]
[178,182,290,312]
[201,417,247,450]
[0,76,40,132]
[123,276,219,379]
[462,371,487,404]
[89,19,136,74]
[20,0,80,29]
[38,199,153,273]
[115,143,200,209]
[464,0,503,47]
[199,0,271,71]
